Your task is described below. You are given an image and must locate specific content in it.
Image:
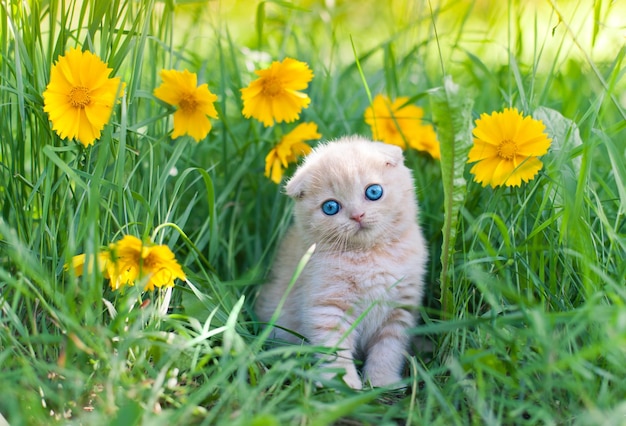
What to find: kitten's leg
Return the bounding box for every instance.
[307,305,361,389]
[363,308,414,388]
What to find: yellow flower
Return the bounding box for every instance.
[467,108,552,188]
[364,94,440,159]
[67,251,111,277]
[265,122,320,184]
[114,235,186,291]
[241,58,314,127]
[153,69,219,142]
[43,47,123,147]
[66,237,185,291]
[66,245,123,286]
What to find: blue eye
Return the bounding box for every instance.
[321,200,341,215]
[365,184,383,201]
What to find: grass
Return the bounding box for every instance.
[1,0,625,424]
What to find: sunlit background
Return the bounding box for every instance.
[175,0,625,69]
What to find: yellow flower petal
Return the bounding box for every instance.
[470,156,501,187]
[269,160,284,184]
[140,245,186,291]
[468,108,552,188]
[491,157,519,187]
[264,122,320,184]
[68,253,87,276]
[171,109,191,139]
[285,141,313,163]
[473,111,506,146]
[468,140,499,163]
[76,109,100,146]
[65,250,113,278]
[264,151,280,183]
[172,109,212,141]
[406,123,441,159]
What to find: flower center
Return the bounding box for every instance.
[139,246,154,266]
[179,95,198,113]
[68,86,91,108]
[262,77,284,97]
[143,257,155,270]
[497,139,518,160]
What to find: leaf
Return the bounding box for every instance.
[533,106,582,172]
[429,76,474,317]
[534,106,584,232]
[222,295,246,357]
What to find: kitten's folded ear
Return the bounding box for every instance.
[375,142,404,167]
[285,169,307,199]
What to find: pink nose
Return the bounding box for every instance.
[351,212,365,222]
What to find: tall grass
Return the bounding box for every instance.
[1,0,625,424]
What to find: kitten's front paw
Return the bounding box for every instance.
[342,370,363,390]
[319,369,362,390]
[368,374,406,389]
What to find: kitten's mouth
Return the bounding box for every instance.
[352,221,370,233]
[355,222,364,230]
[350,215,369,231]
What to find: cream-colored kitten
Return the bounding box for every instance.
[255,136,427,389]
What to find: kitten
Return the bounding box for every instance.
[255,136,427,389]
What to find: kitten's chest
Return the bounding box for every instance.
[322,260,406,340]
[312,250,411,304]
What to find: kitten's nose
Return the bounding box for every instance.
[351,212,365,223]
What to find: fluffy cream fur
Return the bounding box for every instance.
[255,136,427,389]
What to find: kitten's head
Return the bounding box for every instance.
[285,136,418,251]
